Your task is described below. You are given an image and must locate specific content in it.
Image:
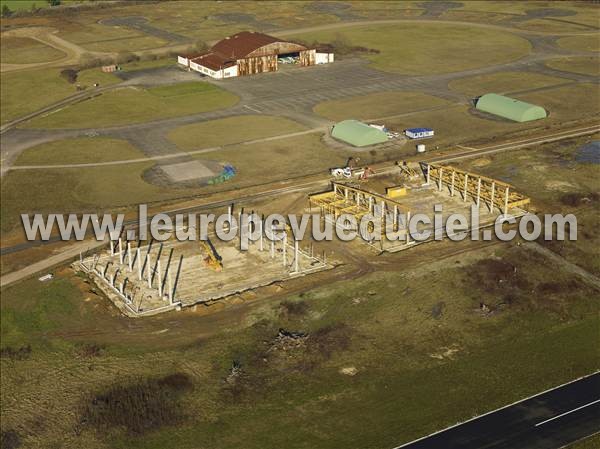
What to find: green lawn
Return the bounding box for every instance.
[0,0,48,11]
[1,67,121,124]
[0,36,65,64]
[448,71,570,97]
[24,82,239,129]
[545,56,600,77]
[313,91,451,121]
[13,137,146,166]
[168,115,307,150]
[288,23,531,75]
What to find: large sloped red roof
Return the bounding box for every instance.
[211,31,282,59]
[190,51,236,71]
[187,31,308,71]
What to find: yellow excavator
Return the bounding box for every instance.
[200,238,223,272]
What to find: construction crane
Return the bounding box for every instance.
[200,238,223,272]
[396,161,418,178]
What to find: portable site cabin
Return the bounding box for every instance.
[405,128,434,139]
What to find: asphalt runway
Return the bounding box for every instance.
[396,372,600,449]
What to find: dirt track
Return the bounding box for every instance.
[0,27,98,73]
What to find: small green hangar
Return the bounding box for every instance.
[331,120,388,147]
[476,93,547,122]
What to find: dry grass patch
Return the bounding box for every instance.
[168,115,307,151]
[24,83,239,129]
[313,91,450,121]
[14,137,145,166]
[289,23,531,75]
[545,56,600,77]
[558,34,600,53]
[448,71,569,97]
[0,36,65,64]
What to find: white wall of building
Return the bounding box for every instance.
[189,61,239,79]
[177,56,190,67]
[222,65,238,78]
[315,52,334,64]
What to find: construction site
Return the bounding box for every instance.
[311,161,531,252]
[78,217,330,317]
[1,2,598,448]
[75,159,531,315]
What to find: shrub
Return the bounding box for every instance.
[60,69,78,84]
[0,430,20,449]
[82,373,193,434]
[279,300,309,319]
[0,345,32,361]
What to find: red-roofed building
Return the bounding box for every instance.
[178,31,333,79]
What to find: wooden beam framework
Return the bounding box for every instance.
[309,182,408,241]
[423,163,530,214]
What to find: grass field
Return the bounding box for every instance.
[558,34,600,53]
[192,133,346,188]
[518,83,599,123]
[0,161,158,233]
[515,18,593,33]
[0,0,49,11]
[13,137,145,166]
[0,0,88,10]
[81,35,169,53]
[168,115,307,150]
[24,82,239,129]
[1,68,120,124]
[313,91,451,121]
[1,239,597,448]
[289,23,531,75]
[448,71,570,97]
[566,434,600,449]
[56,22,141,47]
[545,56,600,77]
[0,36,65,64]
[1,132,335,234]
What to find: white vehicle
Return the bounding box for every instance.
[369,124,387,132]
[330,167,352,178]
[38,273,54,282]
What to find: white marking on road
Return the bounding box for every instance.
[535,399,600,427]
[243,104,262,113]
[393,371,600,449]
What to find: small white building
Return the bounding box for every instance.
[405,128,434,139]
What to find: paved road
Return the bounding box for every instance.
[396,372,600,449]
